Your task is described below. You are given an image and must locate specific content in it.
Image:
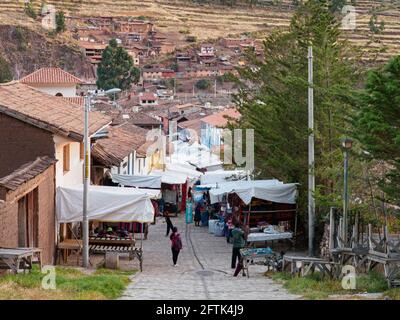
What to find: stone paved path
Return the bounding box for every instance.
[120,215,300,300]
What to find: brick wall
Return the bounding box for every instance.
[0,165,56,265]
[0,113,55,177]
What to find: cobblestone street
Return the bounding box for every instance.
[120,215,300,300]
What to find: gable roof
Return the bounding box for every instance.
[0,156,56,192]
[92,124,149,167]
[20,67,83,85]
[201,109,241,127]
[0,81,111,141]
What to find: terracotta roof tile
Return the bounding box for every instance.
[201,109,241,127]
[62,96,85,107]
[0,81,111,140]
[92,124,149,166]
[20,67,83,85]
[0,156,57,191]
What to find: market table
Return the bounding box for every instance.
[0,248,42,274]
[246,232,293,248]
[88,236,142,271]
[240,248,279,278]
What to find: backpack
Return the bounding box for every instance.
[172,233,183,250]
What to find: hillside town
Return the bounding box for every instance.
[0,0,400,304]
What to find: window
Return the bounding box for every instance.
[63,144,70,172]
[80,142,84,160]
[55,92,63,97]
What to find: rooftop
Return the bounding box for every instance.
[92,124,148,166]
[0,81,111,141]
[201,108,241,127]
[20,67,83,85]
[0,156,57,192]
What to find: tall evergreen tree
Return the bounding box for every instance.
[233,0,361,221]
[96,39,140,91]
[355,55,400,206]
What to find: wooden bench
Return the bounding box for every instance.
[57,239,83,265]
[283,254,340,278]
[0,248,42,274]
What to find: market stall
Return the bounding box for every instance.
[56,185,156,270]
[198,180,299,244]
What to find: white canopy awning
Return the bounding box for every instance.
[201,180,298,205]
[112,174,162,189]
[56,185,155,223]
[150,170,188,184]
[200,170,248,185]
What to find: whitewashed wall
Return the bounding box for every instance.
[54,135,83,187]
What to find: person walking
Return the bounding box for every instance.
[194,202,202,227]
[170,227,182,267]
[231,223,246,273]
[165,214,174,237]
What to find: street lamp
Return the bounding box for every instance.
[82,88,121,268]
[341,137,353,247]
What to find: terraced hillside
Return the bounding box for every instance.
[0,0,399,62]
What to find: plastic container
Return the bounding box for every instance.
[208,219,218,234]
[214,222,225,237]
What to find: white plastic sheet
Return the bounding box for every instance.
[202,180,298,205]
[150,170,188,184]
[112,174,162,188]
[200,170,248,185]
[56,185,155,223]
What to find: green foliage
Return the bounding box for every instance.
[355,55,400,206]
[0,55,12,83]
[97,39,140,91]
[369,14,385,34]
[56,11,66,33]
[271,271,388,299]
[24,2,37,19]
[195,79,211,90]
[0,266,135,300]
[233,0,361,219]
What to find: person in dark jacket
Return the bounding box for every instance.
[165,214,174,236]
[170,227,182,266]
[194,202,202,226]
[231,223,246,270]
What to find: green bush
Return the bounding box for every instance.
[24,2,37,19]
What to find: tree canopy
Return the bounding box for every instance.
[355,55,400,206]
[233,0,361,222]
[96,39,140,91]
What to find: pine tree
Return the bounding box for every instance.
[355,55,400,206]
[0,55,12,83]
[233,0,361,220]
[96,39,140,91]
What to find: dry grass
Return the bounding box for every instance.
[0,267,136,300]
[0,1,400,61]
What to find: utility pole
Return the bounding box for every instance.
[308,46,315,257]
[82,95,90,268]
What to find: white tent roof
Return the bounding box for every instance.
[200,170,248,185]
[150,170,188,184]
[165,163,203,180]
[168,141,222,169]
[112,174,162,189]
[201,180,298,205]
[56,185,155,223]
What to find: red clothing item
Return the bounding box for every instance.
[170,232,182,250]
